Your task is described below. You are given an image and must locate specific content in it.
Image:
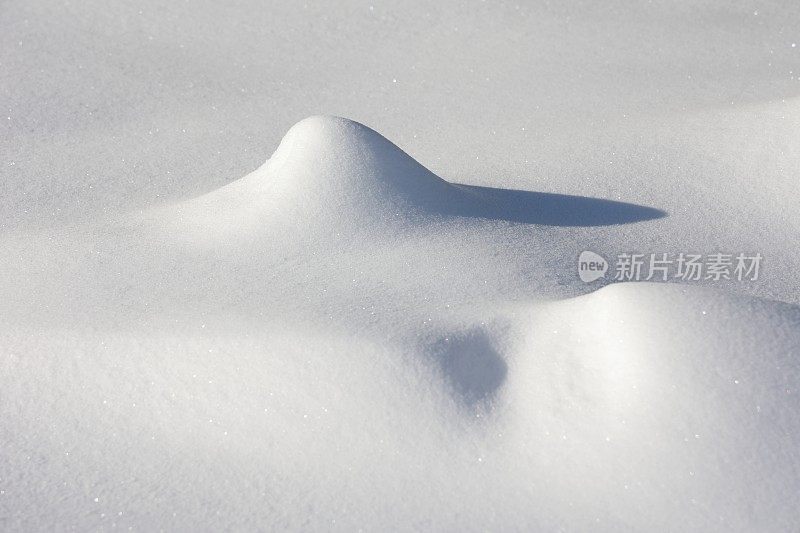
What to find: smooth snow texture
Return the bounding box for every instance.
[3,1,800,531]
[2,115,800,531]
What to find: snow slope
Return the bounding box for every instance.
[2,116,800,531]
[3,0,800,530]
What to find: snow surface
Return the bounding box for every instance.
[3,1,800,531]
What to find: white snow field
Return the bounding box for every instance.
[3,1,800,531]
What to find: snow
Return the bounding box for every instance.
[2,1,800,531]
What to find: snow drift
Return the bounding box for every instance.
[1,116,798,531]
[160,116,665,245]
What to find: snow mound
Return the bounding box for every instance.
[162,116,664,244]
[486,282,800,531]
[264,115,455,209]
[169,116,470,240]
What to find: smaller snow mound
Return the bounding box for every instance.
[497,282,800,531]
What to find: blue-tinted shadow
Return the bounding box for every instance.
[445,184,667,227]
